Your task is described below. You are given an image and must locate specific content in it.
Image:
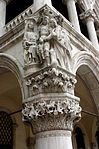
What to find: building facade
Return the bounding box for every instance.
[0,0,99,149]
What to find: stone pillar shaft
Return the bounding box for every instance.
[35,131,73,149]
[0,0,6,36]
[86,18,99,49]
[64,0,81,32]
[80,10,99,50]
[33,0,52,12]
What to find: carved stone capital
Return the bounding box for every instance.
[25,66,77,97]
[22,95,81,134]
[80,9,96,22]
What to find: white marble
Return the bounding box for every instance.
[35,130,73,149]
[86,17,99,50]
[0,0,6,36]
[64,0,81,33]
[33,0,52,12]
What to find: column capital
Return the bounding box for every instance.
[22,94,81,134]
[80,9,96,22]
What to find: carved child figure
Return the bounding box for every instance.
[38,16,51,65]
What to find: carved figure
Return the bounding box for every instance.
[38,16,50,65]
[43,18,72,70]
[23,20,38,64]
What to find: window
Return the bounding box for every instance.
[52,0,69,20]
[75,127,85,149]
[0,111,13,149]
[6,0,33,23]
[96,130,99,148]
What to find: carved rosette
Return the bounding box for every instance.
[22,97,81,134]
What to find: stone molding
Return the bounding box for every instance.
[5,5,33,32]
[36,130,72,139]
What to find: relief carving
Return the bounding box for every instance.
[25,67,77,96]
[23,6,72,71]
[23,19,39,64]
[22,99,81,134]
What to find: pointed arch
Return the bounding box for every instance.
[73,51,99,81]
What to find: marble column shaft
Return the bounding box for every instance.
[80,10,99,50]
[0,0,6,36]
[35,130,73,149]
[63,0,81,33]
[33,0,52,12]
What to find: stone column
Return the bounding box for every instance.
[80,10,99,50]
[22,6,81,149]
[22,93,81,149]
[22,67,81,149]
[33,0,52,12]
[0,0,7,36]
[35,130,73,149]
[63,0,81,33]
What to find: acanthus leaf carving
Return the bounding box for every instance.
[25,67,77,96]
[22,98,81,134]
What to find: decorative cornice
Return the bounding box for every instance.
[5,5,33,32]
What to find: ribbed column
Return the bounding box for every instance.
[63,0,81,33]
[0,0,6,36]
[80,10,99,50]
[33,0,52,12]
